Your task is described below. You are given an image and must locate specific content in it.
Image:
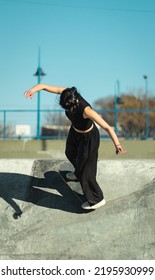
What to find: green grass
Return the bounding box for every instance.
[0,139,155,159]
[99,139,155,159]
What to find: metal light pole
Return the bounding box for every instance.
[34,47,46,139]
[143,75,149,139]
[114,80,120,134]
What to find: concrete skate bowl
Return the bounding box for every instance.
[0,159,155,259]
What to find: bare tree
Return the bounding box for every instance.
[0,124,14,137]
[93,89,155,138]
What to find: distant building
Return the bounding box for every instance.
[41,125,70,138]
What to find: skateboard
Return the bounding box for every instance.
[58,170,85,203]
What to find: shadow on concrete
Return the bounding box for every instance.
[0,170,85,219]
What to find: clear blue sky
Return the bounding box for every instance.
[0,0,155,113]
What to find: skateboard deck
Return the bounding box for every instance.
[58,170,85,203]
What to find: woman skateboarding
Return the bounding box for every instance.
[24,84,126,210]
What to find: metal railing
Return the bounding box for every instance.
[0,108,155,139]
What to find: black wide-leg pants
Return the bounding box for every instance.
[65,125,104,205]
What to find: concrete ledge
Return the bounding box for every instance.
[0,159,155,260]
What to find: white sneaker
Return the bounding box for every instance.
[81,199,106,210]
[66,172,77,181]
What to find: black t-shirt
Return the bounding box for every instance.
[65,96,93,130]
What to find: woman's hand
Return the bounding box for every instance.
[24,84,66,99]
[24,90,35,99]
[115,144,126,155]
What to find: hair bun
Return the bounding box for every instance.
[59,87,80,111]
[70,87,77,95]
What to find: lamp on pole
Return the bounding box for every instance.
[34,47,46,139]
[143,75,149,139]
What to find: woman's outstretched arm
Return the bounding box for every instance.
[24,84,66,99]
[84,106,126,154]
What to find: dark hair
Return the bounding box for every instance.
[59,87,81,111]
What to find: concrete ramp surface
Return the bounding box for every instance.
[0,159,155,260]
